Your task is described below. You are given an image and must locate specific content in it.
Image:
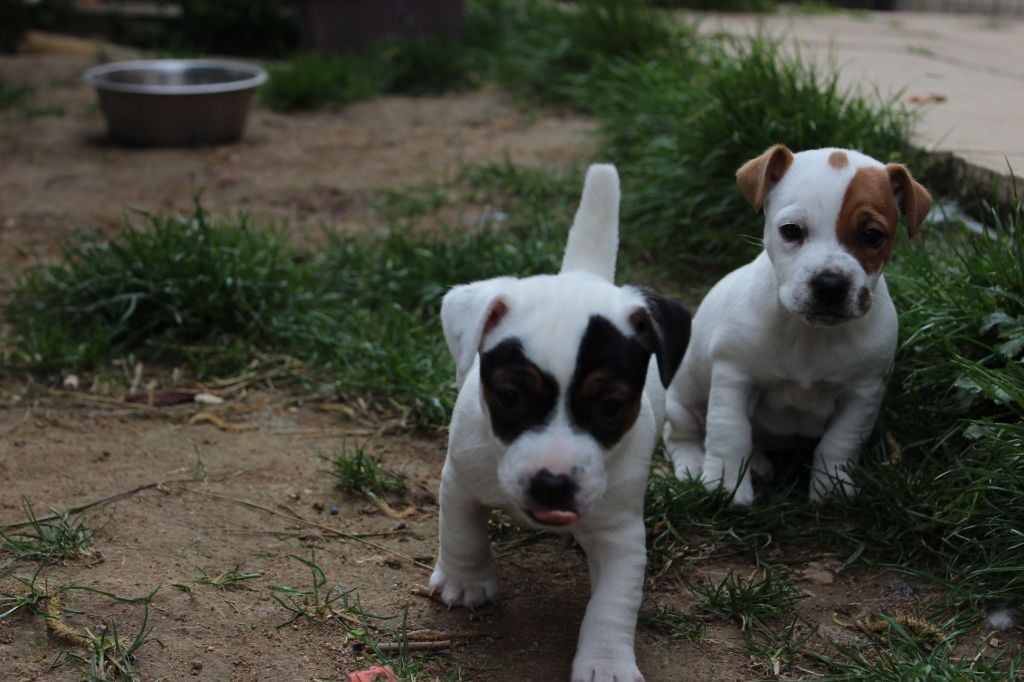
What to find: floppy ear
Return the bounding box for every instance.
[885,163,932,238]
[629,290,692,388]
[440,277,515,388]
[736,144,794,212]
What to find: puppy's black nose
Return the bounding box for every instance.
[527,469,577,510]
[810,272,850,306]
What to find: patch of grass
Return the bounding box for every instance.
[482,0,696,105]
[0,567,50,619]
[68,604,157,682]
[263,27,481,111]
[690,567,803,631]
[5,201,308,372]
[0,498,92,563]
[195,563,263,591]
[4,163,573,425]
[262,54,381,112]
[819,616,1021,680]
[270,551,391,630]
[1,575,159,680]
[640,603,707,643]
[320,444,405,497]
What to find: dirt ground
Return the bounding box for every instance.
[0,53,980,681]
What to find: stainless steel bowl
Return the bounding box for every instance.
[83,59,268,146]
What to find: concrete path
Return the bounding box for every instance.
[698,10,1024,183]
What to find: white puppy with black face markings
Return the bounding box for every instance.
[665,145,931,506]
[431,165,691,681]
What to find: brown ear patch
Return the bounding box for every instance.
[836,167,900,275]
[736,144,794,211]
[828,151,849,169]
[886,163,932,237]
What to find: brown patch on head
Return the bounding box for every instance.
[836,167,901,275]
[828,151,849,169]
[736,144,794,212]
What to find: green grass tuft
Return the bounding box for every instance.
[0,499,92,563]
[262,53,380,111]
[320,445,405,497]
[690,567,803,631]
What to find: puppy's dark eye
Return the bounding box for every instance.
[860,227,886,249]
[495,386,522,412]
[599,397,625,420]
[779,223,804,242]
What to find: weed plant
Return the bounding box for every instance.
[320,444,405,497]
[690,568,803,631]
[0,499,92,562]
[270,551,391,629]
[195,563,263,591]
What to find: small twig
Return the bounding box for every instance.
[189,412,248,432]
[188,489,432,572]
[375,640,451,653]
[412,586,451,606]
[207,527,409,539]
[0,478,198,530]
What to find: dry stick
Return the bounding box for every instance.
[375,640,451,654]
[0,478,199,531]
[187,489,432,572]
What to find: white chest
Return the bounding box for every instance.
[752,377,846,439]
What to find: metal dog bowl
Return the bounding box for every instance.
[83,59,267,146]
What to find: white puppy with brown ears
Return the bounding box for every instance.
[665,145,931,506]
[431,165,691,681]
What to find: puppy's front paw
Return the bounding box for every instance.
[701,457,755,506]
[428,564,498,609]
[666,440,704,481]
[571,654,643,682]
[808,466,857,505]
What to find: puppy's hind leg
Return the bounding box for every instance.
[429,469,498,608]
[664,374,706,481]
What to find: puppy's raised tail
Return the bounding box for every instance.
[560,163,620,283]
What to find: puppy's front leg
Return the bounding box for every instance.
[809,383,884,504]
[664,366,707,481]
[571,518,646,682]
[702,363,756,506]
[429,468,497,608]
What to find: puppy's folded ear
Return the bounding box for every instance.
[441,277,516,388]
[629,290,692,388]
[885,163,932,238]
[736,144,794,211]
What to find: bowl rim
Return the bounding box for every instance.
[83,59,268,95]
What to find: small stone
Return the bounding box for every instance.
[194,392,223,405]
[62,374,79,390]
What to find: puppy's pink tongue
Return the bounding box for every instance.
[532,510,579,525]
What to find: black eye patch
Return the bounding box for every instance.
[479,338,559,444]
[568,316,651,448]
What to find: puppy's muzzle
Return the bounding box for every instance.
[807,271,853,323]
[526,469,580,526]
